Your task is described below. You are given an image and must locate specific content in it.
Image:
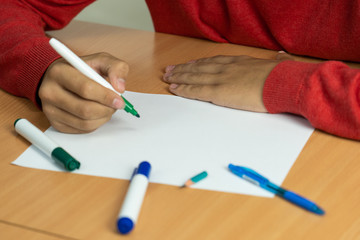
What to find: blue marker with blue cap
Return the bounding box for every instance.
[117,161,151,234]
[228,164,325,215]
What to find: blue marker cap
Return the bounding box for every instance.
[136,161,151,178]
[117,217,134,234]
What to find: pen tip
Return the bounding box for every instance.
[315,207,325,215]
[136,113,140,118]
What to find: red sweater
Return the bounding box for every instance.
[1,0,360,140]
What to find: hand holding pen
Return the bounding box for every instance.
[39,38,138,133]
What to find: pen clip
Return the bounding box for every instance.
[228,164,269,186]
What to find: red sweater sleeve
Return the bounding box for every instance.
[0,0,94,107]
[263,61,360,140]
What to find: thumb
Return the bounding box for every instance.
[276,51,294,61]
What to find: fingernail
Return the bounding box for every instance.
[163,71,173,81]
[115,78,125,90]
[112,98,124,109]
[278,50,286,53]
[165,65,175,73]
[169,83,178,89]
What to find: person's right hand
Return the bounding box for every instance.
[39,52,129,133]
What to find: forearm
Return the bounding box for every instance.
[263,60,360,140]
[0,0,94,106]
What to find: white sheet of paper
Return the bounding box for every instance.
[13,91,314,197]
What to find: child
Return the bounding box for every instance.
[1,0,359,139]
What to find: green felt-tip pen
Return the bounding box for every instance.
[122,96,140,118]
[14,118,80,171]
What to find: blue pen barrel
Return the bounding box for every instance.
[228,164,325,215]
[283,191,324,215]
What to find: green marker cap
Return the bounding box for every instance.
[122,96,140,118]
[51,147,80,171]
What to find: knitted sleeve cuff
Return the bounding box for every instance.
[263,60,318,116]
[17,38,61,109]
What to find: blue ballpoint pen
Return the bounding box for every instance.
[228,164,325,215]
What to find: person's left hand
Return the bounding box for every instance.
[162,53,292,112]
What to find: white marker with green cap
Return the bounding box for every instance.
[14,118,80,171]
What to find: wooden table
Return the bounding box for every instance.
[1,21,359,240]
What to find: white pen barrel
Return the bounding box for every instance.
[118,174,149,222]
[49,38,117,93]
[117,161,151,234]
[14,119,58,156]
